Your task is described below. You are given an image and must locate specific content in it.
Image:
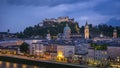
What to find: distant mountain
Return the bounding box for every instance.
[106,18,120,26]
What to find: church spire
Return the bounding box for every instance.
[84,21,89,39]
[85,21,88,26]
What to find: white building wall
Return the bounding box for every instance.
[29,42,45,55]
[87,48,94,63]
[64,46,75,57]
[57,45,75,57]
[107,46,120,60]
[87,48,108,65]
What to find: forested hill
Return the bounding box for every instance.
[16,22,120,38]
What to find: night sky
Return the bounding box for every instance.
[0,0,120,33]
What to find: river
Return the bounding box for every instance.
[0,61,45,68]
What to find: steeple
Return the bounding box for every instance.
[84,21,89,39]
[85,21,88,26]
[85,21,89,29]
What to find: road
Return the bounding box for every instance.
[0,54,97,68]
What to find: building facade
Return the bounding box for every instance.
[107,46,120,63]
[29,42,45,56]
[57,45,75,58]
[63,24,71,40]
[87,48,108,66]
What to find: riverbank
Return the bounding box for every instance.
[0,55,90,68]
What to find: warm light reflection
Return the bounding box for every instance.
[22,64,26,68]
[36,50,42,52]
[6,62,10,68]
[13,63,17,68]
[0,61,2,65]
[33,40,37,43]
[57,51,64,58]
[117,56,120,62]
[57,51,64,61]
[34,66,38,68]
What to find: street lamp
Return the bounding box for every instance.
[57,51,64,62]
[117,56,119,62]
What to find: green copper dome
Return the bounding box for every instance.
[64,24,71,31]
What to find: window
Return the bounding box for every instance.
[104,52,107,54]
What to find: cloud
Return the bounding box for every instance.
[106,18,120,26]
[0,0,90,6]
[0,0,119,32]
[0,4,70,32]
[94,0,120,16]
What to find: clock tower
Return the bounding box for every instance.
[84,21,89,39]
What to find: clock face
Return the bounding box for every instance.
[86,30,89,33]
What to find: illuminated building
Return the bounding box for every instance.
[29,41,45,56]
[86,47,108,66]
[57,51,64,61]
[0,40,23,47]
[107,45,120,62]
[84,21,89,39]
[57,45,75,58]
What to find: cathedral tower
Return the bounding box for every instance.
[84,21,89,39]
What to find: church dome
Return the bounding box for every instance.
[64,24,71,31]
[63,24,71,40]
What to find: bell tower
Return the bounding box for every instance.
[84,21,89,39]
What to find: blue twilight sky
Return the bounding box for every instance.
[0,0,120,33]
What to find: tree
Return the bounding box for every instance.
[23,26,34,37]
[90,43,107,50]
[16,21,120,38]
[20,42,29,53]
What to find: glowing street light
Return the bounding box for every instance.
[57,51,64,61]
[117,56,120,62]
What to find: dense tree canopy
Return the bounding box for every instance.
[20,42,29,53]
[16,22,120,38]
[90,43,107,50]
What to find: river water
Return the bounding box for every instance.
[0,61,45,68]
